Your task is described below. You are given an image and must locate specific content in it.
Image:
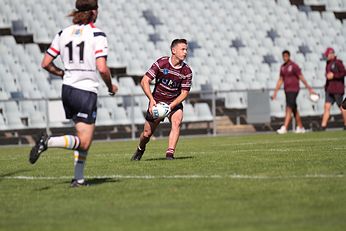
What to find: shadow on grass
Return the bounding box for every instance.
[35,178,119,191]
[144,156,194,161]
[60,177,120,187]
[0,169,31,182]
[86,177,120,185]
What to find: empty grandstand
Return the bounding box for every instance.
[1,0,346,144]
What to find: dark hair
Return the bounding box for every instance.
[171,39,188,50]
[69,0,98,25]
[282,50,290,56]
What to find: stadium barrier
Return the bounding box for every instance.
[0,86,344,145]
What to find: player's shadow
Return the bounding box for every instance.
[0,169,31,182]
[144,156,194,161]
[62,177,119,187]
[87,177,119,185]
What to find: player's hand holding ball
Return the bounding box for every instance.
[152,102,171,119]
[149,99,157,116]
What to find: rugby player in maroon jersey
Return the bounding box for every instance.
[131,39,193,160]
[272,50,315,134]
[321,47,346,130]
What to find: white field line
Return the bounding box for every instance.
[1,174,345,181]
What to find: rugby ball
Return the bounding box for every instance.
[152,102,171,119]
[309,93,320,103]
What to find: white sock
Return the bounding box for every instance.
[74,150,87,180]
[48,135,80,150]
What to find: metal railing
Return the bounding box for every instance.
[0,86,339,140]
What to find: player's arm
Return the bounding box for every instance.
[96,57,117,95]
[169,90,189,110]
[332,61,346,79]
[141,75,156,113]
[41,53,64,77]
[271,77,283,100]
[299,74,315,94]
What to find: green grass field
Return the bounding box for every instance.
[1,131,346,231]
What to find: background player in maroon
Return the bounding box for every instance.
[272,50,315,134]
[131,39,192,160]
[321,47,346,130]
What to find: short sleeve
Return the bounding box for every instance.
[279,66,284,78]
[294,64,302,76]
[181,69,193,91]
[145,59,161,80]
[46,31,61,58]
[94,31,108,59]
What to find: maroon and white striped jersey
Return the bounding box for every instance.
[146,56,193,104]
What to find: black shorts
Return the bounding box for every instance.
[285,92,299,110]
[145,103,183,122]
[325,92,344,107]
[61,84,97,124]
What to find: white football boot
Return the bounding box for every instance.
[295,126,306,134]
[276,125,287,134]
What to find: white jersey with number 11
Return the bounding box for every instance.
[47,22,108,94]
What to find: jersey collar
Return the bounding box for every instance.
[169,57,183,70]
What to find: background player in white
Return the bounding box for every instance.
[29,0,117,187]
[131,39,193,161]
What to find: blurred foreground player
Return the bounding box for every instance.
[321,48,346,130]
[131,39,193,160]
[272,50,315,134]
[29,0,117,187]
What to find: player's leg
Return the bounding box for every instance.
[166,109,183,160]
[278,92,294,134]
[29,85,95,164]
[29,132,81,164]
[131,119,160,161]
[321,93,334,130]
[283,107,292,129]
[321,102,331,130]
[342,97,346,110]
[292,92,305,133]
[342,97,346,129]
[335,94,346,129]
[339,107,346,130]
[277,106,291,134]
[294,110,303,128]
[71,122,95,186]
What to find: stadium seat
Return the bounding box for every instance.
[126,106,145,124]
[1,0,346,132]
[4,112,25,129]
[195,103,213,122]
[112,107,131,125]
[0,114,8,130]
[270,100,285,118]
[29,111,46,128]
[96,108,115,126]
[225,92,247,109]
[183,104,198,123]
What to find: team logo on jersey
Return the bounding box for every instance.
[288,65,293,72]
[163,68,169,75]
[72,28,83,36]
[161,77,181,88]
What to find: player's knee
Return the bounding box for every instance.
[78,139,92,151]
[292,107,297,115]
[342,100,346,110]
[324,103,331,111]
[142,130,153,139]
[171,120,182,130]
